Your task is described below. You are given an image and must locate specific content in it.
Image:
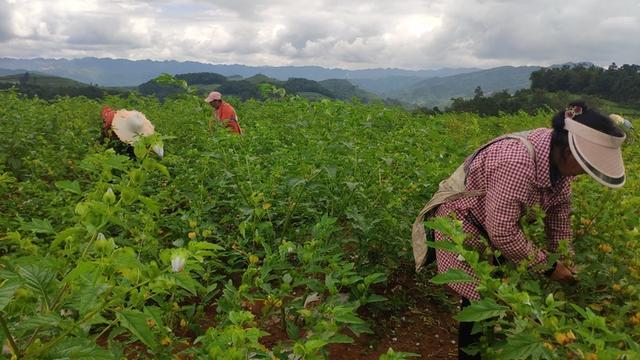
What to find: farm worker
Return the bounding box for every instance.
[204,91,242,134]
[100,105,164,159]
[411,101,627,359]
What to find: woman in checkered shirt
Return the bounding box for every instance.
[427,101,627,359]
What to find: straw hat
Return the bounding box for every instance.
[564,118,626,188]
[111,110,156,144]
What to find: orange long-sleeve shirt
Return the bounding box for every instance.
[212,101,241,134]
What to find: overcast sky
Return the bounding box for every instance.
[1,0,639,70]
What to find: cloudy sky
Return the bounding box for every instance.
[1,0,639,70]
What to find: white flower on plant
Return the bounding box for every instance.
[152,144,164,159]
[170,249,188,272]
[103,187,116,204]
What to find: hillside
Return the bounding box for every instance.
[318,79,379,102]
[0,68,28,76]
[396,65,541,108]
[138,72,376,102]
[0,72,128,99]
[0,72,91,88]
[0,57,477,87]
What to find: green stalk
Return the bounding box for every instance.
[0,312,21,358]
[80,231,98,259]
[24,303,106,359]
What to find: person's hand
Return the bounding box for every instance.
[549,261,575,283]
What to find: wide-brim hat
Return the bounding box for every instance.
[564,118,626,188]
[112,110,155,144]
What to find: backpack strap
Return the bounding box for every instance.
[463,130,536,185]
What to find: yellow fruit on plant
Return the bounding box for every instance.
[188,232,197,239]
[612,283,621,292]
[161,336,172,346]
[189,220,197,228]
[554,332,569,345]
[180,319,188,328]
[598,244,612,253]
[554,331,576,345]
[543,342,554,351]
[585,353,598,360]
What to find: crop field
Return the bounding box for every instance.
[0,88,638,359]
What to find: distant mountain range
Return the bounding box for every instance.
[0,57,563,107]
[0,57,477,86]
[396,66,542,108]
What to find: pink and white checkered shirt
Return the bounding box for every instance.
[433,128,573,300]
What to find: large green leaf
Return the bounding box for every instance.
[0,277,21,310]
[67,272,110,317]
[20,314,64,332]
[17,263,56,309]
[54,180,82,195]
[495,333,546,360]
[455,298,508,322]
[171,271,199,296]
[138,195,159,215]
[430,269,475,284]
[116,310,158,350]
[21,218,55,234]
[425,240,460,253]
[143,306,165,330]
[45,337,116,360]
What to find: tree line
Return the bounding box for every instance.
[426,63,640,116]
[138,72,368,102]
[530,63,640,106]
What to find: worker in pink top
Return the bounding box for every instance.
[204,91,242,134]
[412,101,627,359]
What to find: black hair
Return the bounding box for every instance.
[551,100,624,151]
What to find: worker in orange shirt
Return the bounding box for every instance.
[204,91,242,134]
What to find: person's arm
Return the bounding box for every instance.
[484,157,548,268]
[228,108,237,122]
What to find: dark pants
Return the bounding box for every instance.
[459,298,481,360]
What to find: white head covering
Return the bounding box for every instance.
[564,118,626,188]
[112,110,156,144]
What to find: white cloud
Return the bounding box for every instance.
[0,0,639,69]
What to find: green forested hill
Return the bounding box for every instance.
[0,72,91,87]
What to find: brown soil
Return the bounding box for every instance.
[257,267,459,359]
[98,267,460,359]
[328,267,458,359]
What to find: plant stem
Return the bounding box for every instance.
[80,231,98,259]
[0,312,21,358]
[24,304,105,359]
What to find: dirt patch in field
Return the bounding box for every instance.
[256,266,460,359]
[98,266,460,359]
